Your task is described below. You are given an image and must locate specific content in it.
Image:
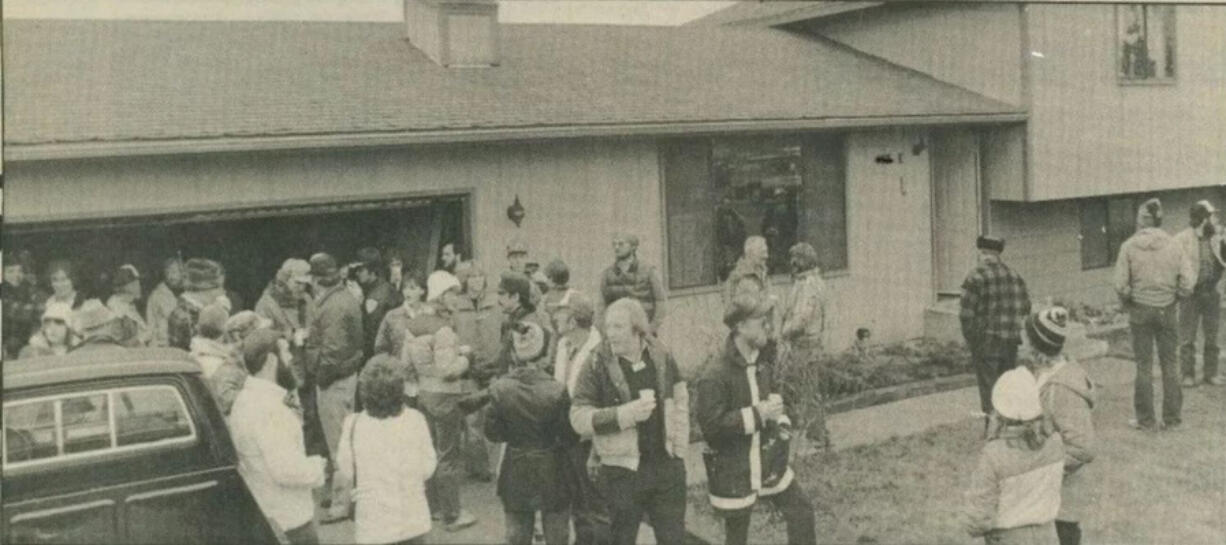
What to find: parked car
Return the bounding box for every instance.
[2,347,279,544]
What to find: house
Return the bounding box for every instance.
[7,1,1060,370]
[693,1,1226,332]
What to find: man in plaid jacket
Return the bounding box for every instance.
[960,236,1032,424]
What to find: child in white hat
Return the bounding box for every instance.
[963,367,1066,545]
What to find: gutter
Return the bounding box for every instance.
[6,113,1027,162]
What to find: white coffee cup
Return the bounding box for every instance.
[639,389,656,402]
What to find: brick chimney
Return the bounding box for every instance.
[404,0,500,67]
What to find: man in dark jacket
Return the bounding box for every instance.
[599,233,667,333]
[960,236,1032,426]
[482,271,554,385]
[696,294,816,545]
[304,253,365,523]
[353,247,401,360]
[3,257,44,359]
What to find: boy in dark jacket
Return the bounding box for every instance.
[696,294,816,545]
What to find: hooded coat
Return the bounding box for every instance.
[1037,357,1097,523]
[1114,227,1195,308]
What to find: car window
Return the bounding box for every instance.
[4,384,197,469]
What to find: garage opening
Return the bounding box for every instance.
[2,194,470,312]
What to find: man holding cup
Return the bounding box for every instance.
[696,293,816,545]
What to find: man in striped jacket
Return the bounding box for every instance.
[696,294,816,545]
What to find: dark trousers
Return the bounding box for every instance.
[1055,521,1081,545]
[284,522,319,545]
[505,508,571,545]
[565,440,611,545]
[421,391,465,521]
[1179,289,1220,381]
[598,457,687,545]
[724,484,816,545]
[971,339,1019,414]
[1130,302,1182,427]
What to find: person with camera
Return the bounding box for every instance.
[696,294,816,545]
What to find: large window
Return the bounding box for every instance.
[1080,197,1138,270]
[1117,5,1176,82]
[662,134,847,290]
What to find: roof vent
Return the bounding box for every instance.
[404,0,500,67]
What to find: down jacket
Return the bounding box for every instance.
[1037,357,1097,523]
[963,429,1065,537]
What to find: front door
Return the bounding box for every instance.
[931,129,984,299]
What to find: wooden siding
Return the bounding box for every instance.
[1025,4,1226,200]
[809,3,1024,105]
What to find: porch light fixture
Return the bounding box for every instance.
[507,194,526,227]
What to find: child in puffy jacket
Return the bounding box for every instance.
[963,367,1065,545]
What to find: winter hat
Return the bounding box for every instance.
[356,247,384,273]
[1191,200,1217,225]
[511,321,552,364]
[1137,198,1163,228]
[723,293,774,329]
[74,299,118,332]
[992,367,1043,421]
[277,258,312,285]
[42,302,73,324]
[226,311,272,343]
[309,253,340,280]
[111,264,141,289]
[426,270,462,302]
[184,258,223,291]
[197,303,230,340]
[976,236,1005,253]
[499,271,533,306]
[1025,307,1070,357]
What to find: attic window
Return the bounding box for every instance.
[1117,5,1176,83]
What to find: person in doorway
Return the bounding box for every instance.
[304,253,366,524]
[1114,199,1194,431]
[3,256,45,359]
[354,247,402,361]
[570,298,689,545]
[723,236,771,308]
[19,303,75,358]
[439,242,463,274]
[191,304,247,416]
[146,257,184,347]
[335,354,437,545]
[70,299,128,353]
[1174,200,1226,387]
[779,242,832,450]
[167,258,233,351]
[960,236,1032,431]
[404,270,478,532]
[599,234,667,334]
[962,367,1065,545]
[697,294,817,545]
[1022,307,1097,545]
[230,329,327,545]
[45,260,87,310]
[453,261,504,482]
[484,321,575,545]
[107,264,150,347]
[387,254,405,294]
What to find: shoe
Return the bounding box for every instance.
[1206,376,1226,386]
[445,510,478,532]
[1129,419,1159,432]
[1182,377,1198,388]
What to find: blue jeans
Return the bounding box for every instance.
[421,391,465,521]
[1179,289,1220,381]
[1130,302,1182,427]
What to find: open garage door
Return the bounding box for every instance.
[2,194,469,311]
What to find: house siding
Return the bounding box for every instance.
[1024,4,1226,200]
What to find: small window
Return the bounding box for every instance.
[3,385,196,469]
[1117,5,1176,82]
[1080,197,1137,270]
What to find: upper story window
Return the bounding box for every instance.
[4,385,197,469]
[661,134,848,290]
[1117,5,1176,82]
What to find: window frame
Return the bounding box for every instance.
[659,133,850,293]
[1115,4,1177,86]
[3,384,199,471]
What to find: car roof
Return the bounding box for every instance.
[4,347,202,393]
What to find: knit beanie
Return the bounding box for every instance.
[992,367,1042,421]
[1137,198,1163,228]
[426,270,462,302]
[1025,307,1069,357]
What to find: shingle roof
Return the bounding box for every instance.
[4,19,1020,148]
[684,1,881,27]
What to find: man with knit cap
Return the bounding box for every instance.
[1115,198,1195,431]
[600,233,667,334]
[1173,200,1226,387]
[960,235,1032,428]
[168,258,232,351]
[304,252,365,523]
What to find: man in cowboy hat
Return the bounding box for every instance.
[961,235,1032,429]
[1173,200,1226,387]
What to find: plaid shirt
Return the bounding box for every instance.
[960,256,1031,346]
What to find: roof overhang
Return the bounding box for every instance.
[6,112,1027,162]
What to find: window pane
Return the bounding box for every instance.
[115,387,193,447]
[712,136,803,279]
[663,139,716,289]
[1080,199,1110,269]
[62,394,111,455]
[1118,5,1176,80]
[4,400,59,464]
[1107,198,1138,264]
[801,135,849,272]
